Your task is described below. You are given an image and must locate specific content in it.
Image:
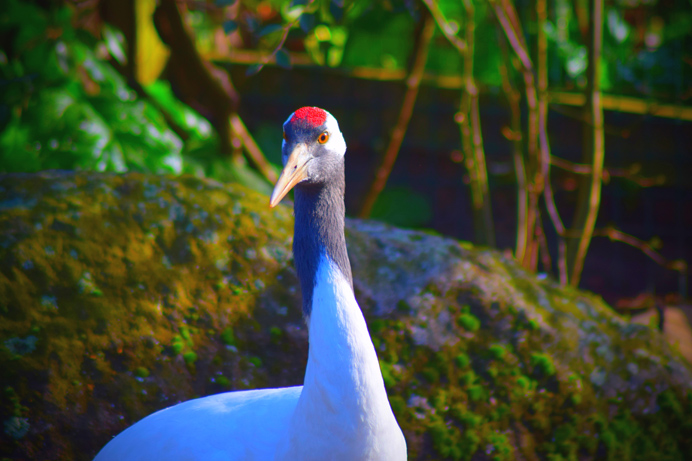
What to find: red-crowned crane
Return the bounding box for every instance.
[94,107,406,460]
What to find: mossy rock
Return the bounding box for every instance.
[1,172,691,460]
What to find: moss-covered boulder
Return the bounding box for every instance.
[1,171,690,461]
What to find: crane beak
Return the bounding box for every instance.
[269,144,311,208]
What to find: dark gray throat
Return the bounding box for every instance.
[292,172,353,318]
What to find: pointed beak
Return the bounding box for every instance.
[269,144,311,208]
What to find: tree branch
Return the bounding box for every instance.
[459,0,494,246]
[490,0,541,269]
[567,0,605,287]
[497,29,528,263]
[421,0,467,53]
[358,12,435,218]
[564,226,688,273]
[229,115,278,183]
[550,156,665,187]
[536,0,566,284]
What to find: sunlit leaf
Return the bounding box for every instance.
[607,9,630,44]
[103,24,127,65]
[145,80,212,141]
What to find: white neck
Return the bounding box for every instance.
[276,255,405,460]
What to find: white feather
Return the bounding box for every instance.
[95,256,405,460]
[95,387,301,460]
[276,255,406,460]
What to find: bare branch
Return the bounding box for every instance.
[421,0,467,53]
[229,115,278,184]
[497,25,528,264]
[564,226,688,273]
[550,156,666,187]
[567,0,605,287]
[358,13,435,218]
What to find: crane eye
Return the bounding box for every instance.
[283,132,287,141]
[318,132,329,144]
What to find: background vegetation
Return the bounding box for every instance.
[1,0,690,306]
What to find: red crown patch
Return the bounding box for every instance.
[291,107,327,127]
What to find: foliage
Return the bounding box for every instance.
[0,1,183,174]
[0,0,689,290]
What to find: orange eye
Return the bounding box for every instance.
[283,132,287,141]
[318,132,329,144]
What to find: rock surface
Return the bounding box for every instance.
[1,171,691,460]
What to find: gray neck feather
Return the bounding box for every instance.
[293,164,353,318]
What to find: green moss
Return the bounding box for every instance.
[457,313,480,332]
[488,344,507,361]
[460,370,477,386]
[487,432,512,461]
[467,385,486,402]
[455,353,470,368]
[517,376,531,390]
[180,326,192,344]
[221,327,236,346]
[215,376,230,387]
[422,366,440,383]
[389,395,406,416]
[269,327,282,342]
[396,300,411,314]
[248,356,262,367]
[380,360,397,388]
[429,415,464,460]
[530,352,556,377]
[171,335,184,354]
[183,351,197,365]
[455,409,482,428]
[134,367,149,378]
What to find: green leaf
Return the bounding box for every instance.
[103,24,127,65]
[258,24,282,37]
[275,49,291,69]
[246,63,263,75]
[223,20,238,34]
[145,80,213,141]
[299,13,315,33]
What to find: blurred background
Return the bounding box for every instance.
[1,0,690,311]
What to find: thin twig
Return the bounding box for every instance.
[460,0,494,246]
[564,226,688,273]
[358,13,435,218]
[250,0,317,74]
[550,156,665,187]
[535,215,553,274]
[421,0,467,53]
[568,0,605,287]
[490,0,541,270]
[229,115,278,183]
[536,0,566,284]
[497,26,528,264]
